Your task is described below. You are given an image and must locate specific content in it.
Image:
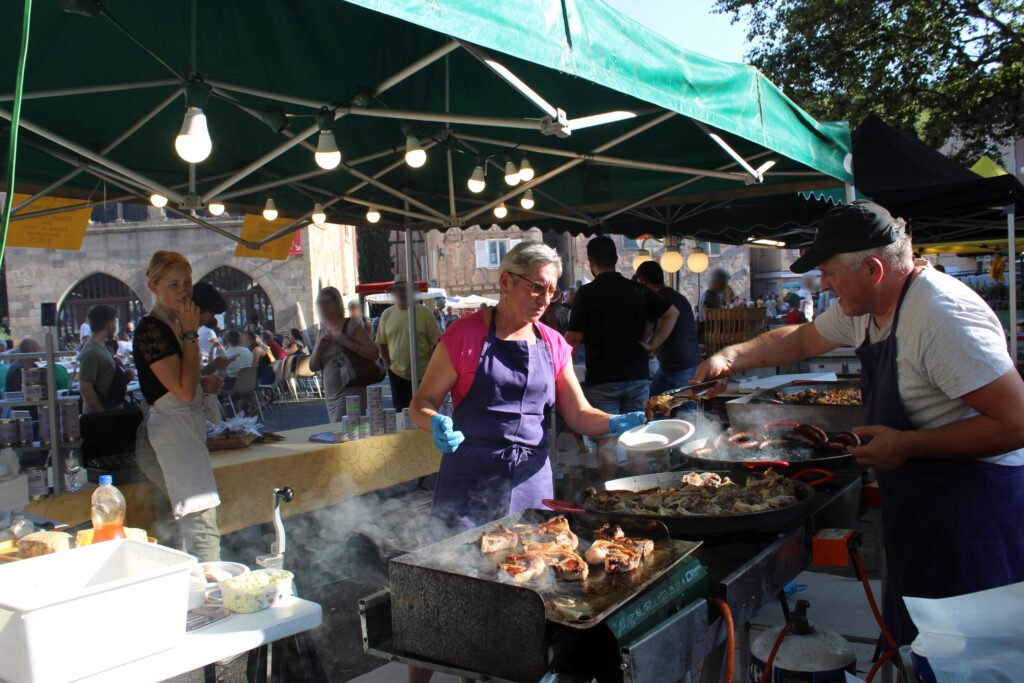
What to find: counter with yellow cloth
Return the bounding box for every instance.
[27,425,440,535]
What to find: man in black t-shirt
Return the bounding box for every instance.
[566,236,679,478]
[635,261,702,406]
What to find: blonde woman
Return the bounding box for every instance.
[133,251,222,561]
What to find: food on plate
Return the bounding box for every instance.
[773,387,861,405]
[585,468,801,516]
[498,553,548,583]
[479,526,520,554]
[17,530,72,558]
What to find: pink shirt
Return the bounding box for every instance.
[441,311,573,407]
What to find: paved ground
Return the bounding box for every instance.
[166,399,885,682]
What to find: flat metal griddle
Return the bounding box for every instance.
[546,469,824,536]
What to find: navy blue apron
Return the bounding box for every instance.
[856,270,1024,646]
[431,312,555,530]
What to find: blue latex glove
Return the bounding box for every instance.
[431,414,465,453]
[608,411,645,436]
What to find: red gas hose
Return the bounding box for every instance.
[757,623,792,683]
[709,598,734,683]
[851,551,898,650]
[865,648,897,682]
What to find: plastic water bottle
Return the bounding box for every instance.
[90,475,126,542]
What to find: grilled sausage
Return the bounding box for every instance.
[727,431,764,449]
[782,432,821,449]
[793,424,829,446]
[833,431,862,447]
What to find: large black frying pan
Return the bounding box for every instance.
[681,421,858,474]
[543,468,832,537]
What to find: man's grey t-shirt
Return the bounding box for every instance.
[814,267,1022,466]
[78,338,116,414]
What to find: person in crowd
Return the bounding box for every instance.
[125,321,135,335]
[410,242,640,531]
[79,318,91,343]
[132,251,222,561]
[191,283,228,360]
[784,292,806,324]
[5,337,70,393]
[285,328,306,356]
[433,303,447,334]
[566,236,678,478]
[261,330,286,362]
[796,274,818,322]
[347,300,372,337]
[694,201,1024,646]
[539,292,570,334]
[765,295,778,319]
[563,286,577,309]
[79,304,125,414]
[376,275,440,411]
[116,331,133,357]
[445,306,458,328]
[220,330,253,391]
[698,269,730,322]
[247,330,276,385]
[635,261,701,404]
[309,286,380,422]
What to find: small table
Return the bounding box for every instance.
[77,598,323,682]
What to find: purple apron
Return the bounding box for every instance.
[432,314,556,529]
[856,271,1024,647]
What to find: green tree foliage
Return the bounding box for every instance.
[356,226,394,283]
[714,0,1024,161]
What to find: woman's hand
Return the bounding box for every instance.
[177,300,201,335]
[431,414,465,453]
[201,375,224,395]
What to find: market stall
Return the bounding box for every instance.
[26,425,438,534]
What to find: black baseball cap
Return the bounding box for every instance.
[790,200,898,274]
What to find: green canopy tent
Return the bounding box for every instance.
[1,0,852,387]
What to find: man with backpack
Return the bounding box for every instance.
[79,304,128,413]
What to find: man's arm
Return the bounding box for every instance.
[853,369,1024,470]
[79,379,104,413]
[693,323,840,390]
[565,332,583,358]
[642,305,679,352]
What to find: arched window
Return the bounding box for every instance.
[199,267,275,331]
[58,274,144,350]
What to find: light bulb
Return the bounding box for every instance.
[263,198,278,221]
[366,207,381,223]
[207,201,225,216]
[660,249,684,273]
[405,135,426,168]
[504,159,520,185]
[314,130,341,170]
[467,165,486,193]
[631,250,652,271]
[174,107,212,163]
[150,193,168,208]
[494,202,508,219]
[518,158,534,182]
[687,247,709,274]
[311,202,326,226]
[520,189,535,210]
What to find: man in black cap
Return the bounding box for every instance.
[694,200,1024,647]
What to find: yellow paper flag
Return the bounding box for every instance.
[234,214,297,260]
[6,194,91,250]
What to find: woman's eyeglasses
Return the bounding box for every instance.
[511,272,562,302]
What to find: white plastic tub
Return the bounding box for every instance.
[0,539,195,682]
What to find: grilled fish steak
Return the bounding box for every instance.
[498,553,548,583]
[479,526,520,554]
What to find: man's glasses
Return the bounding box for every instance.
[511,272,562,302]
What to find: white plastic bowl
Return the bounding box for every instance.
[618,419,695,453]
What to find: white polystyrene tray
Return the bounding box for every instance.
[618,419,695,454]
[0,539,195,682]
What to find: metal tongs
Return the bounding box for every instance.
[256,486,293,569]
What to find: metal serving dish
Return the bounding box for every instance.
[726,380,864,433]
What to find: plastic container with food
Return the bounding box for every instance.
[220,568,294,614]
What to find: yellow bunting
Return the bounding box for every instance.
[234,214,297,260]
[6,194,91,250]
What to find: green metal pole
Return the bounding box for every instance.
[0,0,33,270]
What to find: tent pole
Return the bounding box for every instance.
[405,221,420,396]
[12,86,182,215]
[0,79,178,102]
[202,121,321,202]
[844,183,856,203]
[0,107,185,203]
[343,141,440,195]
[694,121,765,181]
[340,164,448,221]
[457,40,559,120]
[460,112,676,222]
[1009,206,1017,367]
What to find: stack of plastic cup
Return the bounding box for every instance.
[383,409,397,433]
[345,395,362,418]
[340,415,356,441]
[401,408,413,430]
[358,416,371,440]
[367,385,383,412]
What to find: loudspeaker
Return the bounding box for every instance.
[40,303,56,327]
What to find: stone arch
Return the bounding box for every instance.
[57,272,145,349]
[198,266,278,331]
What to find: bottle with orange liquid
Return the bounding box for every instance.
[90,475,126,542]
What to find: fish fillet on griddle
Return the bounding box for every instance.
[498,553,548,583]
[479,526,519,554]
[523,542,590,581]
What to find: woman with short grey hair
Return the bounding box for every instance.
[409,240,643,530]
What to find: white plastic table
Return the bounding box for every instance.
[76,597,323,682]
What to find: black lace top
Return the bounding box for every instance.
[132,316,181,404]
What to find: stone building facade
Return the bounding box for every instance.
[6,208,358,344]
